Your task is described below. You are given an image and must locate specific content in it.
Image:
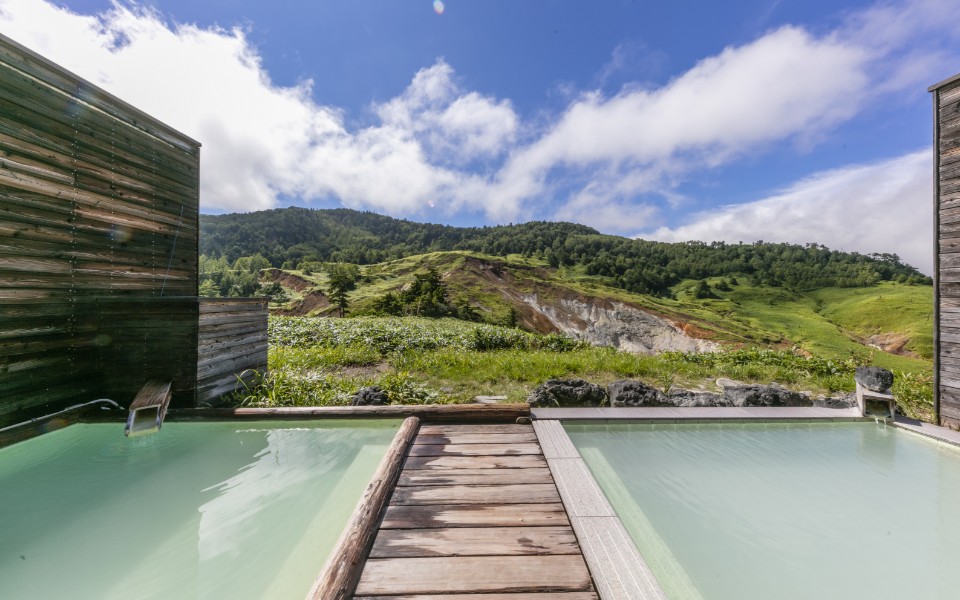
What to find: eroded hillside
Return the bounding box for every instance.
[261,251,931,371]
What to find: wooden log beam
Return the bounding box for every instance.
[306,416,420,600]
[81,404,532,423]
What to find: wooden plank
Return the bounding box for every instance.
[355,555,592,595]
[408,443,542,457]
[398,467,553,487]
[307,417,420,600]
[369,526,580,558]
[380,503,570,529]
[391,484,560,505]
[939,402,960,421]
[940,83,960,106]
[414,432,538,445]
[419,424,532,435]
[140,405,530,422]
[354,594,598,600]
[404,454,547,470]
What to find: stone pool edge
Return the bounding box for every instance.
[533,419,668,600]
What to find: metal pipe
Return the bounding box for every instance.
[0,398,123,435]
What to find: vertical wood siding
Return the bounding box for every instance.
[0,34,203,426]
[935,76,960,427]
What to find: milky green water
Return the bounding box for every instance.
[0,420,399,600]
[566,422,960,600]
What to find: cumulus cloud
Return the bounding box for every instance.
[0,0,950,255]
[0,0,512,215]
[644,151,934,274]
[376,61,518,163]
[493,25,878,218]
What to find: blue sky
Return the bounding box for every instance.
[1,0,957,272]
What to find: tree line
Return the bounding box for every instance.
[200,207,931,296]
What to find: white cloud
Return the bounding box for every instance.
[486,25,874,223]
[0,0,511,215]
[644,151,934,274]
[0,0,950,253]
[376,61,518,163]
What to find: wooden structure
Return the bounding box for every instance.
[933,72,960,428]
[352,422,598,598]
[0,34,266,427]
[197,297,268,401]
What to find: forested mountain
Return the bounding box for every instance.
[200,207,930,296]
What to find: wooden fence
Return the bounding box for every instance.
[198,298,268,404]
[933,72,960,427]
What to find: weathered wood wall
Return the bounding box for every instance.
[933,73,960,428]
[197,298,268,403]
[0,33,204,426]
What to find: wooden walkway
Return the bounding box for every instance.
[353,423,598,599]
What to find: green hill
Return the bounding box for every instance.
[200,207,930,298]
[254,250,931,374]
[198,209,934,419]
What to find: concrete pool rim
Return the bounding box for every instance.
[532,407,960,600]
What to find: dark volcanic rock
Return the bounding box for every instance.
[351,386,389,406]
[663,383,815,408]
[855,366,894,393]
[813,392,857,409]
[722,384,812,407]
[666,389,727,407]
[527,378,607,408]
[607,380,667,407]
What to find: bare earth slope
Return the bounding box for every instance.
[264,252,931,368]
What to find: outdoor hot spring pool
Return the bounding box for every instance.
[0,420,399,599]
[565,421,960,600]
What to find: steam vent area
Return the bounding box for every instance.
[0,32,267,431]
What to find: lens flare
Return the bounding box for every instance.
[110,224,132,244]
[433,0,444,14]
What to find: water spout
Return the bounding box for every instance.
[125,380,172,438]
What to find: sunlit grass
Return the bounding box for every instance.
[228,315,934,421]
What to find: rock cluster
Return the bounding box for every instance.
[351,386,389,406]
[854,366,894,393]
[529,378,856,409]
[526,379,607,408]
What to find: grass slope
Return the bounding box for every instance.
[267,251,932,371]
[233,316,934,422]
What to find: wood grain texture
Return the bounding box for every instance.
[403,454,548,470]
[0,33,211,425]
[354,594,598,600]
[414,432,538,445]
[942,79,960,427]
[380,503,571,529]
[408,442,543,457]
[354,555,593,595]
[353,424,598,596]
[391,483,560,506]
[369,526,579,558]
[398,467,553,487]
[419,424,533,435]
